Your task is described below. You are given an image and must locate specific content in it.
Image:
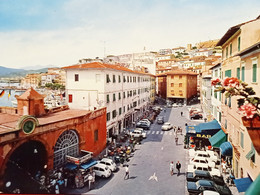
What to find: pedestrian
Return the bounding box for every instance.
[176,161,181,176]
[124,165,129,180]
[175,136,178,145]
[170,161,174,175]
[181,111,183,116]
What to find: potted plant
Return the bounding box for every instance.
[211,77,260,153]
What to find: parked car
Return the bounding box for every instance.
[157,116,164,124]
[140,119,151,126]
[186,170,225,185]
[189,150,218,163]
[189,157,215,168]
[93,163,112,178]
[187,179,231,195]
[172,103,178,108]
[130,128,147,138]
[136,121,150,130]
[200,190,220,195]
[190,113,203,120]
[187,163,221,177]
[98,158,117,172]
[161,122,173,131]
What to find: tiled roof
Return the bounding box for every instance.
[16,87,45,100]
[62,62,152,76]
[165,69,198,75]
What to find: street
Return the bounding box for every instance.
[67,104,203,195]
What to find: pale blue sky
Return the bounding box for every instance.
[0,0,260,69]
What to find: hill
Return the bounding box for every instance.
[0,66,48,78]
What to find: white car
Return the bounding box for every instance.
[93,163,112,178]
[189,156,216,168]
[140,119,151,126]
[172,103,178,108]
[161,122,173,131]
[130,128,147,138]
[189,150,218,162]
[187,163,221,177]
[98,158,117,172]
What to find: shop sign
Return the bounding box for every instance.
[196,134,211,138]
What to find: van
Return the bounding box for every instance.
[93,163,112,178]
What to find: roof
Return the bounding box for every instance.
[235,41,260,57]
[165,69,198,76]
[209,63,221,70]
[16,87,45,100]
[62,62,152,76]
[217,16,259,46]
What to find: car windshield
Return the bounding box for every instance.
[164,123,170,126]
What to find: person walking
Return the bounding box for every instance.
[124,165,129,180]
[170,161,174,176]
[175,136,178,145]
[176,161,181,176]
[180,111,183,116]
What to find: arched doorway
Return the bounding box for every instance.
[3,140,47,193]
[53,130,79,168]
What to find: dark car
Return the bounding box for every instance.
[136,121,150,130]
[157,116,164,124]
[187,179,231,195]
[186,170,225,185]
[190,113,203,120]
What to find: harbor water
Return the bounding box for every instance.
[0,83,22,107]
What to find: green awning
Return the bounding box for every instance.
[246,174,260,195]
[209,129,227,147]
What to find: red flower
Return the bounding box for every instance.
[211,78,221,86]
[223,77,240,87]
[239,103,257,118]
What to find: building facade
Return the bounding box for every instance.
[63,62,153,142]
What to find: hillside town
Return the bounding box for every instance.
[0,15,259,195]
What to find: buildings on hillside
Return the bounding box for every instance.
[63,62,154,142]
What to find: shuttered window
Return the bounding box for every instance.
[252,64,257,82]
[241,67,245,81]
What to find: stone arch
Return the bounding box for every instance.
[53,129,79,168]
[3,140,47,193]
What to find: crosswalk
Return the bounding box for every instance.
[146,130,174,136]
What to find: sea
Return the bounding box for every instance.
[0,83,23,107]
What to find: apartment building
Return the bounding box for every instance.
[63,62,153,142]
[20,74,40,89]
[216,15,260,180]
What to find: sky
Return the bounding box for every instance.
[0,0,260,69]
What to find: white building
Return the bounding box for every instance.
[210,63,222,123]
[172,47,186,55]
[63,62,152,142]
[191,49,213,57]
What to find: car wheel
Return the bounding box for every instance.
[102,175,105,178]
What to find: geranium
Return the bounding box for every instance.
[212,77,260,118]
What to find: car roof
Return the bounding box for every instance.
[95,163,108,168]
[101,158,113,163]
[193,156,208,160]
[194,170,211,176]
[164,122,170,124]
[198,180,213,186]
[194,163,208,168]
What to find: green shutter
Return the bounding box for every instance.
[238,37,241,52]
[253,64,257,82]
[230,44,232,56]
[241,67,245,81]
[237,67,240,79]
[240,132,244,149]
[225,70,232,78]
[226,47,228,58]
[228,97,231,107]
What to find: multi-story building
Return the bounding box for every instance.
[209,63,222,123]
[41,68,66,87]
[216,15,260,180]
[201,74,212,121]
[20,74,41,89]
[63,62,153,142]
[172,47,186,55]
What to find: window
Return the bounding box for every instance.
[94,130,98,142]
[246,143,255,163]
[228,97,231,107]
[119,107,122,115]
[225,119,227,129]
[113,75,116,83]
[106,74,110,83]
[68,94,73,103]
[238,37,241,52]
[225,97,227,105]
[219,92,221,101]
[171,75,174,79]
[237,67,240,79]
[179,83,182,87]
[214,70,218,77]
[123,92,125,98]
[252,63,257,83]
[225,70,232,78]
[171,83,174,87]
[241,66,245,81]
[214,92,217,99]
[118,75,121,83]
[123,76,126,82]
[75,74,79,81]
[118,92,121,100]
[113,94,116,101]
[230,44,232,56]
[123,106,125,113]
[106,94,110,103]
[226,47,228,58]
[179,76,182,79]
[106,112,110,121]
[127,76,129,82]
[112,110,116,118]
[240,132,244,149]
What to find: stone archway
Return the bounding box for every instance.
[53,130,79,168]
[3,140,47,193]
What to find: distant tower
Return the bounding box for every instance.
[187,44,192,51]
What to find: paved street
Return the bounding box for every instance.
[67,104,203,195]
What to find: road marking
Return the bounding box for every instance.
[160,131,163,134]
[146,131,151,134]
[169,132,172,136]
[156,131,159,134]
[152,131,155,134]
[148,172,158,182]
